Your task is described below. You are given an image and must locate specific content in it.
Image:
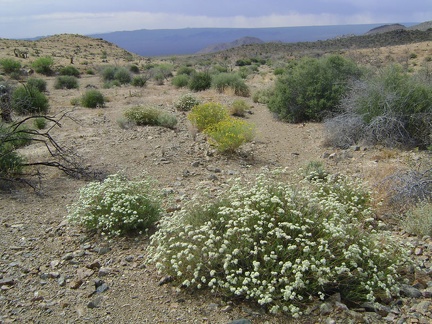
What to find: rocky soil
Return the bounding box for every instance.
[1,37,432,323]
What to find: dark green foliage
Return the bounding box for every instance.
[0,123,31,177]
[81,89,105,108]
[326,65,432,149]
[12,85,49,115]
[27,78,47,92]
[59,65,80,77]
[131,75,148,87]
[171,74,189,88]
[54,76,79,89]
[268,55,362,123]
[31,56,54,75]
[114,67,132,84]
[212,73,250,97]
[101,66,117,81]
[129,65,140,73]
[235,58,252,66]
[176,66,196,75]
[188,72,212,92]
[0,58,21,74]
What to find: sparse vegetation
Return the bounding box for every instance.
[187,102,228,131]
[54,75,79,89]
[31,56,54,75]
[26,77,47,92]
[188,71,212,91]
[148,169,410,316]
[268,55,362,123]
[204,117,255,153]
[59,65,80,77]
[0,58,21,74]
[124,106,177,129]
[12,85,49,115]
[212,73,250,96]
[81,89,105,108]
[325,65,432,149]
[229,99,249,117]
[67,173,162,236]
[174,93,200,111]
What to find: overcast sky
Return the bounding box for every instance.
[0,0,430,39]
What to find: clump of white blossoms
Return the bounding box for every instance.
[67,173,162,236]
[148,169,411,316]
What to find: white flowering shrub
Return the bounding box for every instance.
[67,173,162,236]
[174,93,201,111]
[148,170,411,316]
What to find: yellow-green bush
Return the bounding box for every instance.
[187,102,228,131]
[204,118,255,153]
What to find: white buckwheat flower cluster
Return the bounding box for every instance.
[148,170,411,316]
[67,173,161,236]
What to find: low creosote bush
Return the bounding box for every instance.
[59,65,80,77]
[174,93,200,111]
[229,99,249,117]
[402,201,432,237]
[212,73,250,97]
[204,118,255,153]
[188,72,212,92]
[81,89,105,108]
[124,106,177,129]
[0,58,21,74]
[27,78,47,92]
[54,75,79,89]
[12,85,49,115]
[31,56,54,75]
[171,74,190,88]
[67,173,162,236]
[131,75,148,87]
[148,169,411,316]
[187,102,228,131]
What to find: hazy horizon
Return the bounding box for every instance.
[0,0,430,39]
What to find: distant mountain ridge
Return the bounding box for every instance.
[197,36,264,54]
[89,23,419,57]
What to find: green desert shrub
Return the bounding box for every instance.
[81,89,105,108]
[0,123,31,177]
[131,75,148,87]
[402,201,432,237]
[174,93,200,111]
[26,77,47,92]
[148,169,410,316]
[114,67,132,84]
[101,66,117,81]
[59,65,80,77]
[204,117,255,153]
[268,55,362,123]
[325,65,432,149]
[171,74,190,88]
[212,73,250,97]
[124,106,177,129]
[12,85,49,115]
[31,56,54,75]
[229,99,249,117]
[252,87,274,104]
[176,66,196,75]
[129,64,140,73]
[0,58,21,74]
[33,117,47,130]
[188,72,212,92]
[54,75,79,89]
[67,173,162,236]
[187,102,229,131]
